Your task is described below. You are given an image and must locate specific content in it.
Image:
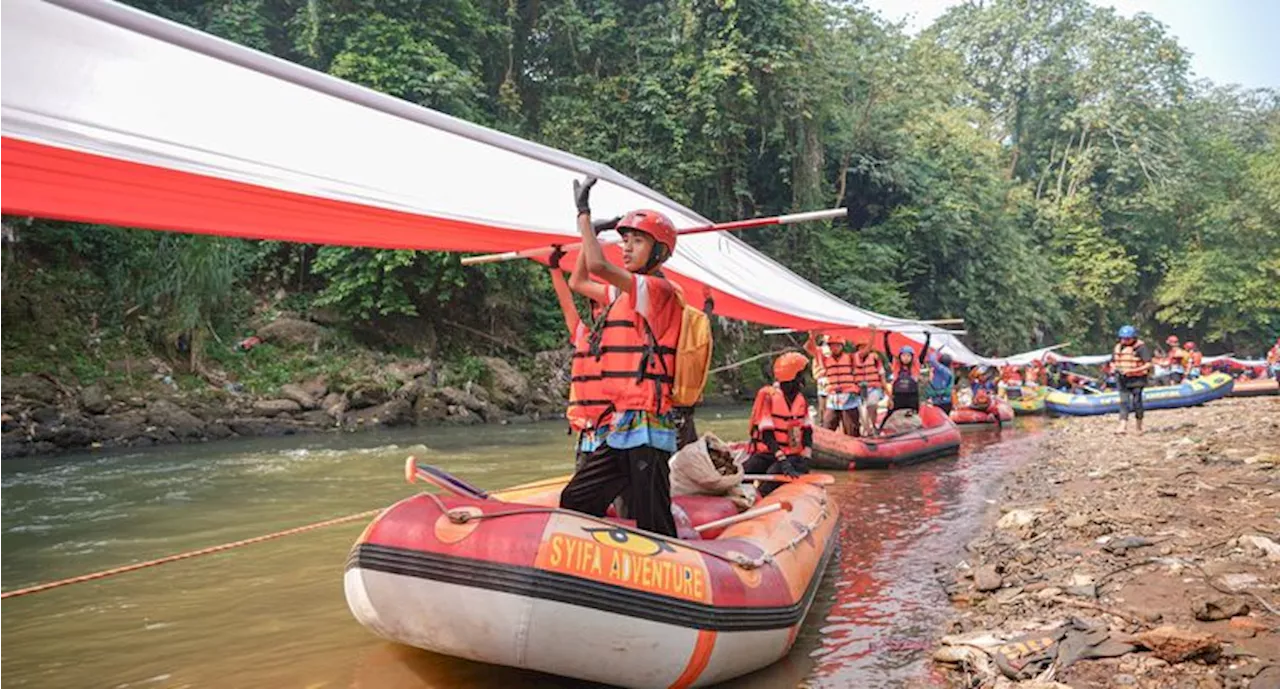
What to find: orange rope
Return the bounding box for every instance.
[0,508,382,600]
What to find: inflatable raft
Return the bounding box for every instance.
[1005,389,1047,416]
[1045,372,1234,416]
[811,404,961,470]
[950,398,1014,427]
[345,466,839,689]
[1227,378,1279,397]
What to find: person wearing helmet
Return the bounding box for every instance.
[806,331,860,436]
[744,352,813,496]
[1184,342,1203,379]
[879,331,927,433]
[557,177,684,537]
[924,351,956,413]
[1165,335,1187,384]
[1112,325,1152,435]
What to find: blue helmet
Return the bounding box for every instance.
[1117,325,1137,339]
[901,345,916,355]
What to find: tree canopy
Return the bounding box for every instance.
[7,0,1278,363]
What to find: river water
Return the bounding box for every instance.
[1,410,1043,688]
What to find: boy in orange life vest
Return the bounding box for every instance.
[557,177,682,538]
[743,352,812,496]
[805,332,860,437]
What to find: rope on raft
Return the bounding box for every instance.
[0,509,382,600]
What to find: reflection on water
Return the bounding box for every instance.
[1,412,1042,688]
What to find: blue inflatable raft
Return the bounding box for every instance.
[1045,372,1235,417]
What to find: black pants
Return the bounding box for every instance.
[560,444,676,537]
[742,452,809,496]
[1118,384,1144,422]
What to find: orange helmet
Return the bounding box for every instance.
[617,210,677,259]
[773,352,809,382]
[826,333,847,347]
[1185,341,1196,350]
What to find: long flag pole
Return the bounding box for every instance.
[459,208,848,266]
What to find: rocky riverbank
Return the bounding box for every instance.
[1,319,576,459]
[933,397,1280,688]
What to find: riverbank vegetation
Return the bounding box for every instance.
[4,0,1278,434]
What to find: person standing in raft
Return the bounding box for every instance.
[851,335,889,436]
[924,352,956,413]
[880,331,926,431]
[557,177,682,537]
[1112,325,1152,435]
[806,332,860,436]
[744,352,813,496]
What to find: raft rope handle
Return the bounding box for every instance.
[420,489,831,571]
[0,508,382,600]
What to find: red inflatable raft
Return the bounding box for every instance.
[1228,378,1279,397]
[345,466,839,688]
[811,404,961,470]
[950,398,1014,428]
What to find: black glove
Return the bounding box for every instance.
[592,215,622,235]
[573,176,597,216]
[548,245,566,271]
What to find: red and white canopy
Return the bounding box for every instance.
[3,0,996,356]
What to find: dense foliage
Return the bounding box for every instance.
[5,0,1278,372]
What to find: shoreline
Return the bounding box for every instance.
[931,397,1280,688]
[0,355,577,459]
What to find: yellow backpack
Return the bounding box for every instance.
[670,289,713,407]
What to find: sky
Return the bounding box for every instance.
[859,0,1280,89]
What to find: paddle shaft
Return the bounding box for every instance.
[694,501,790,533]
[460,208,847,266]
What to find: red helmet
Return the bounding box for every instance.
[617,210,677,259]
[1185,342,1196,350]
[1166,335,1179,345]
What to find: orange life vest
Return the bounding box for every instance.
[591,277,680,414]
[1001,366,1022,384]
[1189,351,1203,369]
[749,384,810,456]
[1167,346,1187,369]
[1113,340,1147,375]
[821,350,858,395]
[852,351,884,386]
[567,321,611,431]
[1269,344,1280,365]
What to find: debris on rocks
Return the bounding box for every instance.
[933,397,1280,688]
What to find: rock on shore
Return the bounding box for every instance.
[1,352,571,458]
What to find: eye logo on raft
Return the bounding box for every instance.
[538,530,709,602]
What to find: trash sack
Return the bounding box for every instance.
[669,433,753,510]
[994,618,1136,680]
